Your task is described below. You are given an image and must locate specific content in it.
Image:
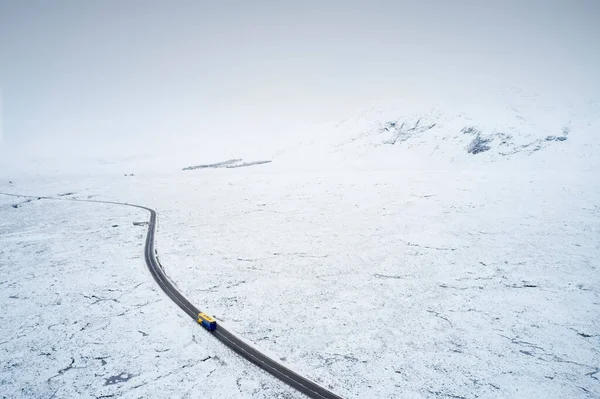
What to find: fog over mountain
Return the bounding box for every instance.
[1,1,598,175]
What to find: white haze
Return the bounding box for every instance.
[0,1,599,175]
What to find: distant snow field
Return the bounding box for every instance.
[1,96,599,398]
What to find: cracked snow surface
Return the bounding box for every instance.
[0,197,298,398]
[156,170,600,399]
[1,166,599,398]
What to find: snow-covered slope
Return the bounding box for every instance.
[276,91,599,171]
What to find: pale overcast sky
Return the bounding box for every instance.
[1,1,598,158]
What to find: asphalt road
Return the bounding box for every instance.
[1,193,343,399]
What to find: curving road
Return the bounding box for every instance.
[1,192,343,399]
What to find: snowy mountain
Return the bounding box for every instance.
[276,92,600,171]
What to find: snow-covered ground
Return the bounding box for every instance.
[0,196,299,398]
[157,168,600,398]
[1,95,599,398]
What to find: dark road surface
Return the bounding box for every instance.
[1,193,343,399]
